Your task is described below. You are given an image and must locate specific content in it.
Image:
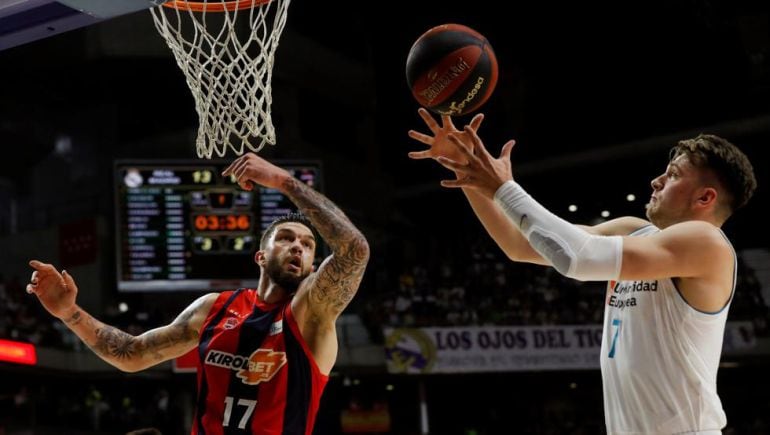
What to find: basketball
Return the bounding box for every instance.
[406,23,498,117]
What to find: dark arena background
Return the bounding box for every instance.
[1,0,770,434]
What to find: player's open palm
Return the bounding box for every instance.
[27,260,78,320]
[408,108,484,164]
[222,152,291,191]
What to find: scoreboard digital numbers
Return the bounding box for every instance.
[115,160,322,292]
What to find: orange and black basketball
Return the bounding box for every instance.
[406,23,498,117]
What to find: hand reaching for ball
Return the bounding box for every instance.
[408,108,484,163]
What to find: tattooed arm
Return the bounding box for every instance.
[223,153,370,319]
[282,178,370,317]
[27,260,216,372]
[67,293,216,372]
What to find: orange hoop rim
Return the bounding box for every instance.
[162,0,273,12]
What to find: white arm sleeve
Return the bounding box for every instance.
[493,180,623,281]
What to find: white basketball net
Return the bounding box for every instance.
[151,0,291,159]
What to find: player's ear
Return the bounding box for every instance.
[698,187,718,207]
[255,250,267,266]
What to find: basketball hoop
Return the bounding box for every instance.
[151,0,291,158]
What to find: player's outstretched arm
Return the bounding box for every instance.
[27,260,216,372]
[408,108,548,264]
[283,179,370,318]
[223,153,370,319]
[436,130,731,293]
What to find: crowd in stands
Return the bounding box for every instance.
[0,273,75,349]
[0,375,184,434]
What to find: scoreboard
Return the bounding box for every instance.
[114,160,322,292]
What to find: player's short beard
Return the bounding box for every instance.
[265,254,305,293]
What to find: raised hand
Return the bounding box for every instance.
[436,125,517,199]
[221,152,292,191]
[407,108,484,164]
[27,260,79,320]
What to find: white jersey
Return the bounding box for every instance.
[600,225,736,434]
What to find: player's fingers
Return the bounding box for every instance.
[407,130,434,145]
[418,108,440,133]
[468,113,485,131]
[221,155,244,176]
[447,134,475,158]
[232,163,255,187]
[26,283,37,295]
[440,115,456,131]
[62,270,77,291]
[465,125,484,150]
[440,178,469,189]
[226,160,250,190]
[29,259,42,268]
[29,259,46,270]
[407,150,433,160]
[222,164,240,181]
[464,126,494,161]
[435,156,467,171]
[232,163,247,180]
[29,260,57,275]
[229,158,251,181]
[230,155,254,180]
[500,140,516,160]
